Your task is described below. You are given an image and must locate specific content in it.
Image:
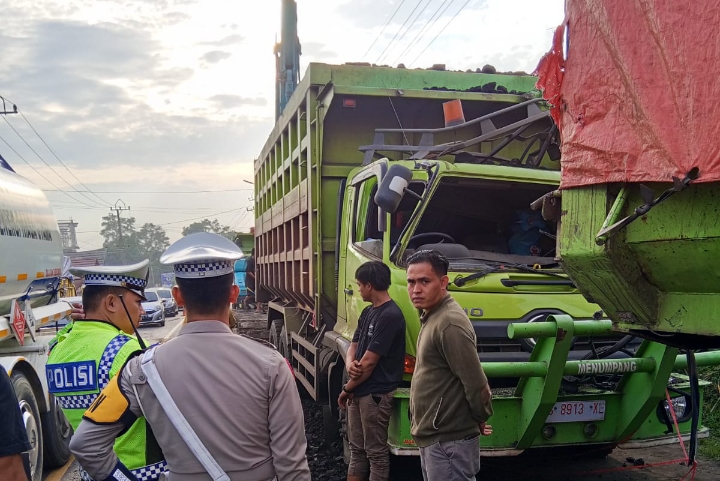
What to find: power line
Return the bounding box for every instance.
[362,0,409,61]
[51,200,217,214]
[391,0,455,66]
[378,0,434,65]
[42,188,253,194]
[375,0,431,65]
[159,207,246,226]
[1,116,107,208]
[17,110,112,207]
[1,95,113,207]
[409,0,473,67]
[230,209,253,230]
[0,132,99,207]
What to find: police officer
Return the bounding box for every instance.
[70,233,311,481]
[46,260,166,481]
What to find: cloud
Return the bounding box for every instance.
[202,34,244,47]
[163,11,191,25]
[29,21,157,76]
[301,42,338,60]
[0,0,565,245]
[209,95,267,109]
[200,50,232,64]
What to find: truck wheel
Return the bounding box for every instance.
[12,372,44,481]
[279,326,290,360]
[41,394,72,468]
[269,319,289,359]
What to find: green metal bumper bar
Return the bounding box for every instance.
[496,319,720,377]
[491,315,720,449]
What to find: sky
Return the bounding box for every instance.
[0,0,564,250]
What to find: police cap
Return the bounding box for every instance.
[70,260,150,300]
[159,232,243,278]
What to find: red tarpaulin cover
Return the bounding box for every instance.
[535,1,720,189]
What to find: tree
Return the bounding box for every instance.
[100,213,140,264]
[136,223,170,258]
[100,213,137,250]
[181,218,235,240]
[99,213,172,286]
[136,223,171,285]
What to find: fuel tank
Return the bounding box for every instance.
[0,165,63,315]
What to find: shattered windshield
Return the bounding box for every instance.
[401,176,559,270]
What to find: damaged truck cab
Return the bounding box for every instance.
[253,63,720,458]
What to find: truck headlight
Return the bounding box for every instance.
[659,395,691,424]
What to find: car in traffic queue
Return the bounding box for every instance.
[146,287,178,317]
[140,290,166,327]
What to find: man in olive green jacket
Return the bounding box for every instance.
[407,250,493,481]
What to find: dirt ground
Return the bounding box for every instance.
[229,308,720,481]
[476,444,720,481]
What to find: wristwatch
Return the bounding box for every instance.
[342,384,353,394]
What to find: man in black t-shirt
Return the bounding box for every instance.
[338,261,406,481]
[0,365,31,481]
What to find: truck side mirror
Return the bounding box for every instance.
[374,164,413,214]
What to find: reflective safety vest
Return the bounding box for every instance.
[47,321,166,480]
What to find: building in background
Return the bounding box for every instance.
[58,219,79,252]
[64,248,108,291]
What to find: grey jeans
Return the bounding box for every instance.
[347,391,395,481]
[419,435,480,481]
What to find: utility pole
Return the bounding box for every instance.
[110,200,130,262]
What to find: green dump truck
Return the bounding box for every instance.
[529,2,720,465]
[253,62,720,457]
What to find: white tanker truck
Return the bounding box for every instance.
[0,160,75,481]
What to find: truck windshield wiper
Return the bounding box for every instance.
[453,261,567,287]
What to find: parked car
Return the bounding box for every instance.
[140,290,165,327]
[147,287,178,317]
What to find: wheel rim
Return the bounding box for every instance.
[19,399,40,478]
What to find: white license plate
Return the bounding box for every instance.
[546,400,606,423]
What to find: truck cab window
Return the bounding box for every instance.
[352,180,382,258]
[390,181,424,245]
[404,178,557,268]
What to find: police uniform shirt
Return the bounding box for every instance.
[70,320,311,481]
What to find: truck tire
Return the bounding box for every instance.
[41,394,72,468]
[12,372,44,481]
[269,319,289,359]
[279,326,290,360]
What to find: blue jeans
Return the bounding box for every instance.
[419,435,480,481]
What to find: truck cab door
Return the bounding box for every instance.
[342,171,385,334]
